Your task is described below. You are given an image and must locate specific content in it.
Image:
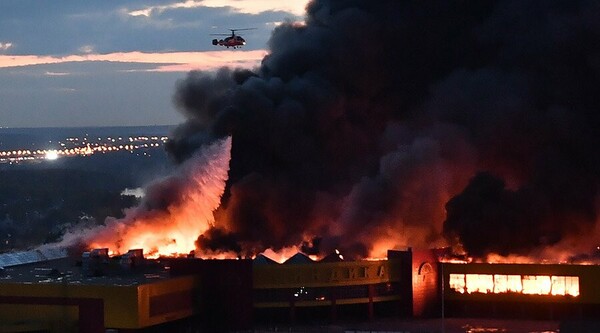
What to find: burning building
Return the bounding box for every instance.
[0,247,435,332]
[4,247,600,332]
[441,261,600,321]
[4,0,599,331]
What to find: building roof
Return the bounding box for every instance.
[320,250,345,263]
[283,252,313,264]
[253,253,278,265]
[0,255,170,286]
[0,247,68,268]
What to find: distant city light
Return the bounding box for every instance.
[45,150,59,160]
[0,134,169,165]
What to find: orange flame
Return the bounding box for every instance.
[259,246,318,263]
[63,137,232,258]
[449,273,579,297]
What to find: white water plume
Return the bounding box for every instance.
[57,136,232,256]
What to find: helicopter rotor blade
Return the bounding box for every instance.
[229,28,257,32]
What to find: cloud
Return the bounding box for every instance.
[127,0,307,17]
[0,42,13,51]
[127,1,203,17]
[78,45,95,54]
[1,2,308,55]
[0,50,267,72]
[51,87,77,93]
[201,0,307,15]
[44,71,71,76]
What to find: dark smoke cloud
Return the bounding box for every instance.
[169,0,600,259]
[196,227,242,255]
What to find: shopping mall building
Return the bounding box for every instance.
[1,247,599,332]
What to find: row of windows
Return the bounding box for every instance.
[254,282,401,303]
[449,273,579,296]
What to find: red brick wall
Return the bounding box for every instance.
[412,249,440,317]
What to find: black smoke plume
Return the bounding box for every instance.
[168,0,600,259]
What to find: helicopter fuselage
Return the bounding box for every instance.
[211,28,254,49]
[212,35,246,48]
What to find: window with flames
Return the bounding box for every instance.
[449,273,579,297]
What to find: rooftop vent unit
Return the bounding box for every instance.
[82,248,109,277]
[120,249,144,270]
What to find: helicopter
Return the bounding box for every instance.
[211,28,256,49]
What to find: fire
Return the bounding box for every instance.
[481,252,578,264]
[493,274,523,293]
[368,239,396,260]
[449,273,579,297]
[259,246,322,263]
[68,137,232,258]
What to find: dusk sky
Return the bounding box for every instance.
[0,0,308,128]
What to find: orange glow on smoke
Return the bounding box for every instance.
[258,246,322,263]
[368,239,397,260]
[87,208,217,258]
[81,137,232,258]
[449,273,579,297]
[259,246,304,263]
